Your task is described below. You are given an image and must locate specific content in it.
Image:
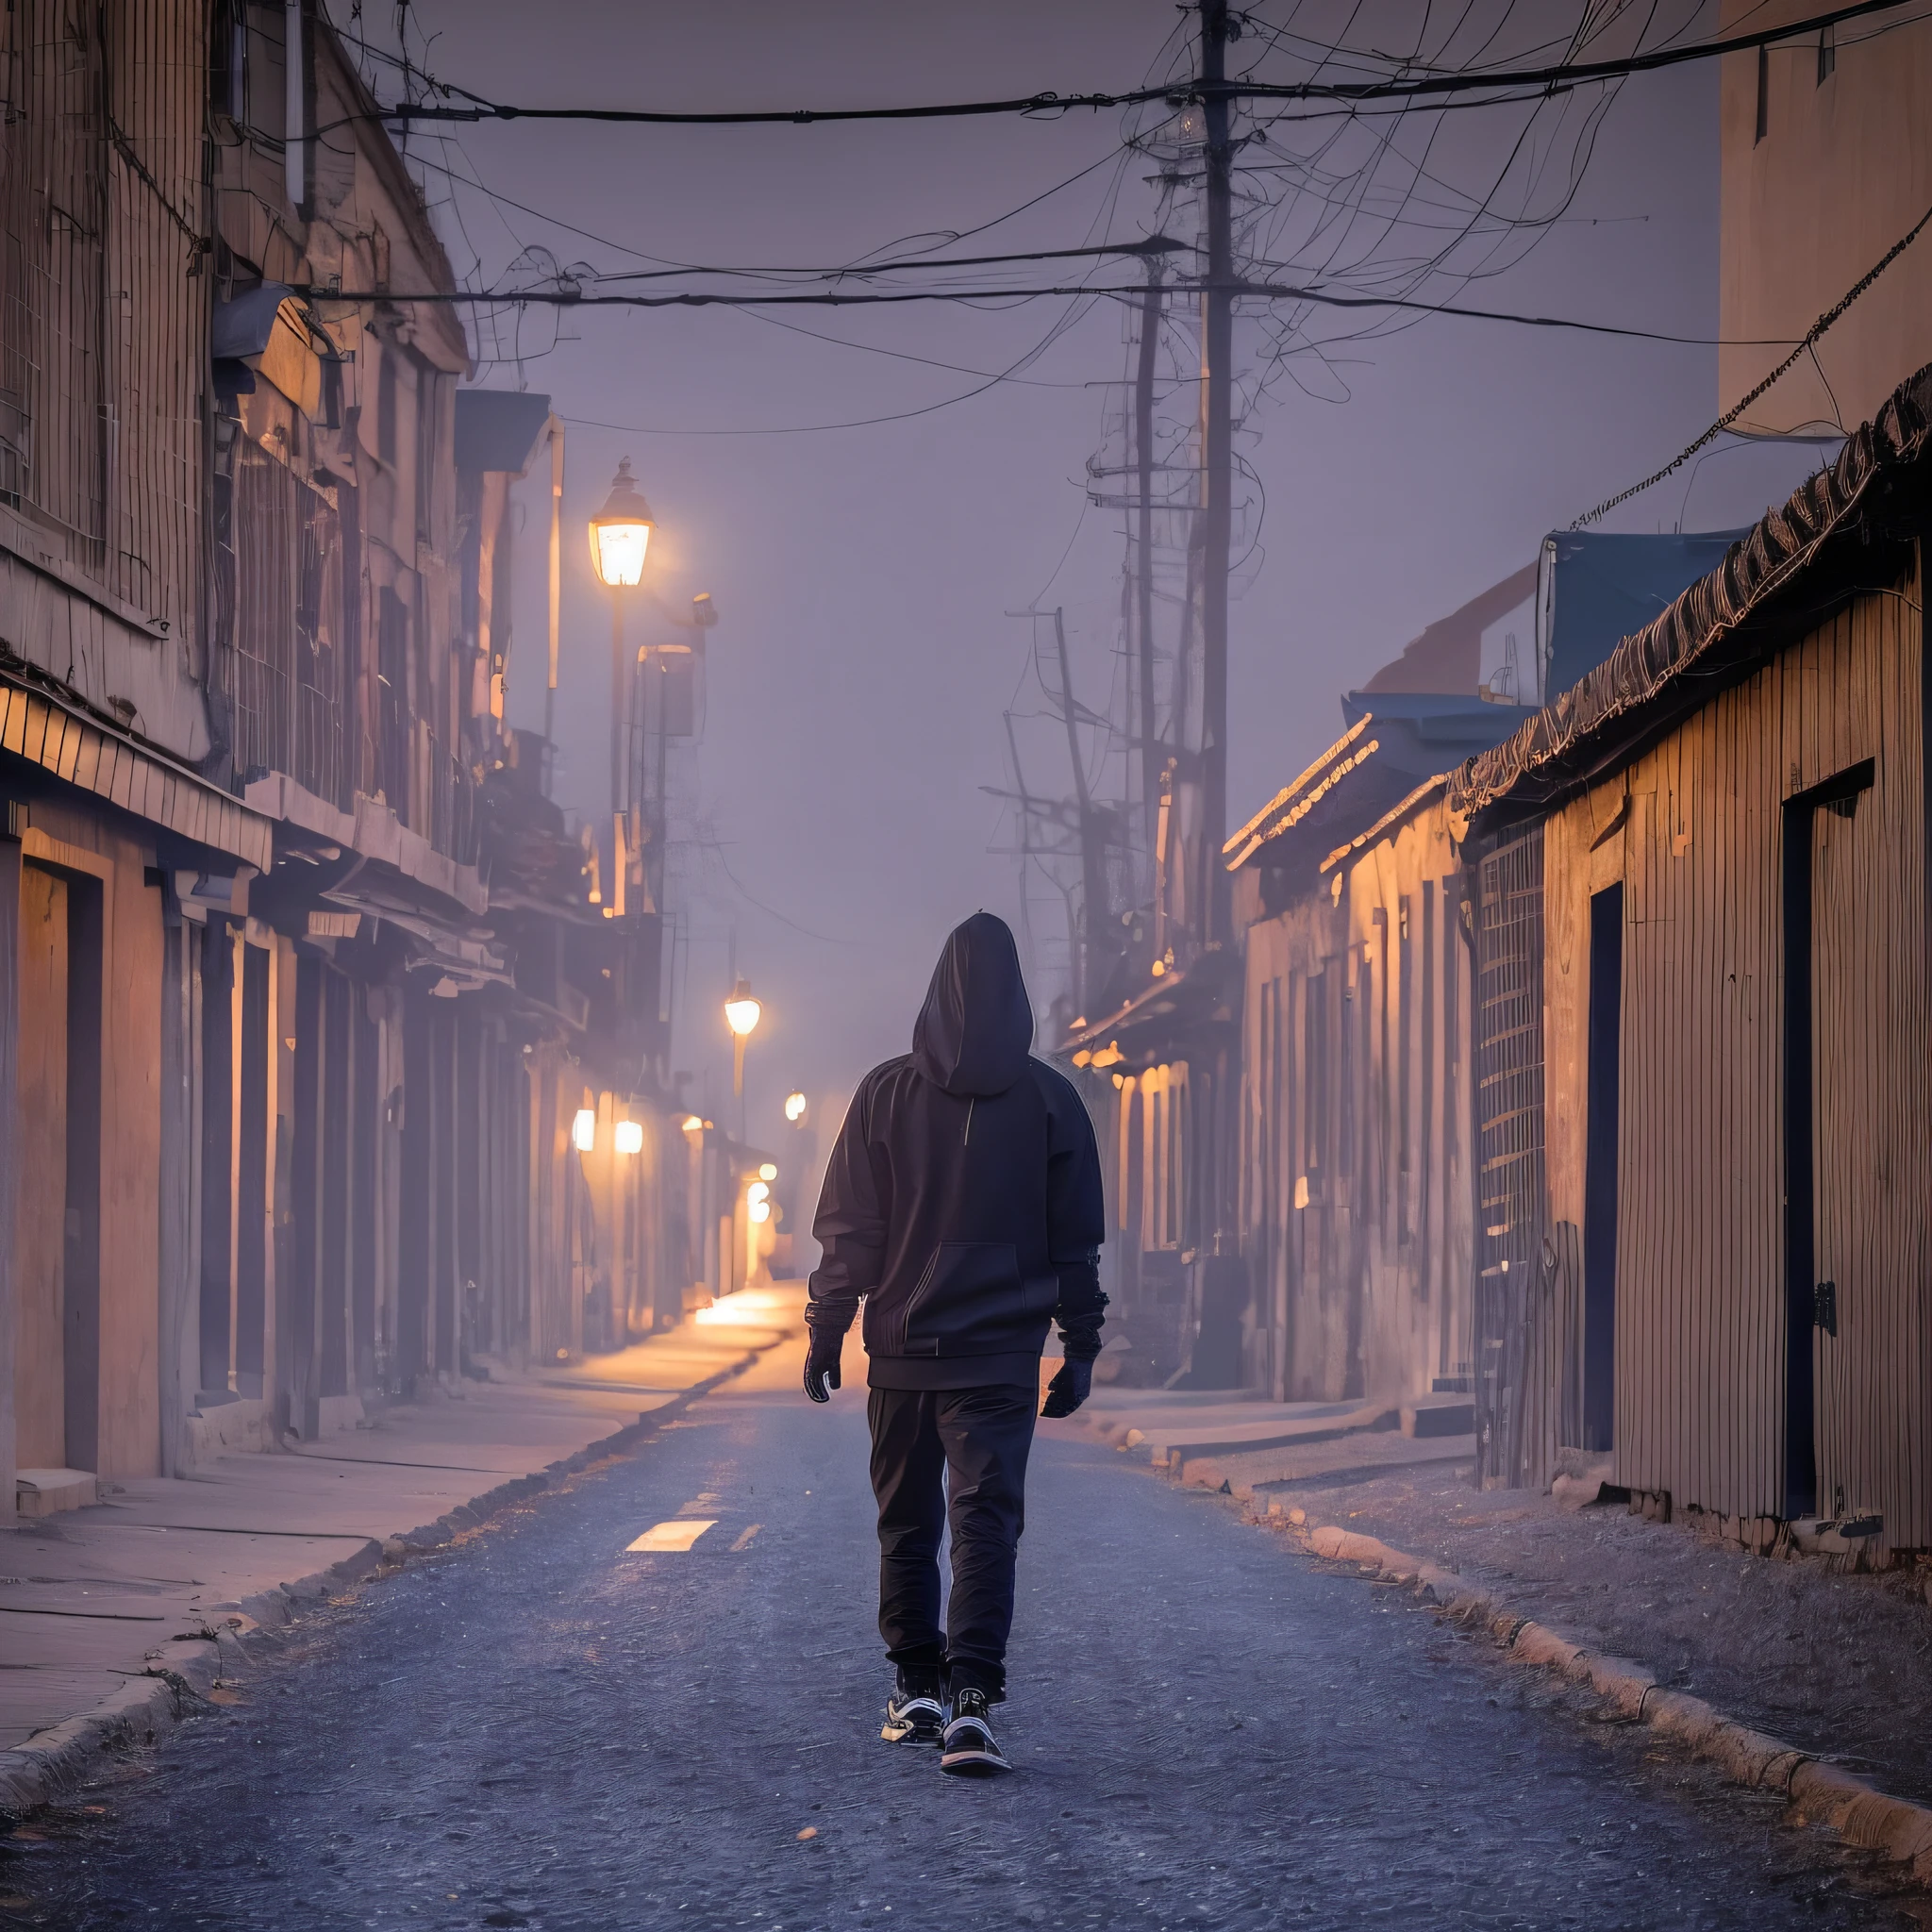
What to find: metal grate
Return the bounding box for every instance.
[1474,825,1548,1487]
[229,439,343,805]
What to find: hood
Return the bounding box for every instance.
[911,912,1034,1097]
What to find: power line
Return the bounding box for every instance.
[589,236,1186,286]
[308,275,1794,347]
[1572,195,1932,527]
[328,0,1911,131]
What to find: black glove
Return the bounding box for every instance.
[803,1328,843,1404]
[1041,1357,1092,1419]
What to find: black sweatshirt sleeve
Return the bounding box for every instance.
[1042,1068,1108,1362]
[806,1079,887,1341]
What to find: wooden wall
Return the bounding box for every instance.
[1240,796,1475,1406]
[1543,556,1931,1547]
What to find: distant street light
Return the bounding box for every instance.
[725,977,761,1139]
[724,979,762,1039]
[572,1107,596,1153]
[758,1161,778,1182]
[784,1091,808,1124]
[615,1119,644,1156]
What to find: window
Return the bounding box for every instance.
[1756,42,1769,142]
[1818,25,1835,84]
[377,586,410,813]
[212,0,248,122]
[414,362,438,544]
[375,346,396,465]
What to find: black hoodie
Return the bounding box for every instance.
[807,912,1107,1390]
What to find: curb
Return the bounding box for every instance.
[1290,1520,1932,1886]
[0,1341,777,1822]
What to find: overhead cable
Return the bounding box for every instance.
[338,0,1909,130]
[306,276,1793,347]
[589,236,1186,286]
[1572,195,1932,527]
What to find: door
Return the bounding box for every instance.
[1807,758,1927,1538]
[13,865,67,1469]
[1581,883,1623,1454]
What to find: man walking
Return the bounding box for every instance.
[803,912,1106,1777]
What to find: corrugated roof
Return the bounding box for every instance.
[1448,362,1932,820]
[0,671,275,871]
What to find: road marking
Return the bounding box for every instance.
[730,1524,761,1551]
[625,1521,717,1553]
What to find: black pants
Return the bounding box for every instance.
[867,1383,1037,1702]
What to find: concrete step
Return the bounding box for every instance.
[1143,1403,1400,1465]
[1402,1395,1476,1438]
[15,1469,98,1518]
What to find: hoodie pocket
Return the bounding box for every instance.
[897,1241,1044,1357]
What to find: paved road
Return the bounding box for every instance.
[8,1351,1920,1929]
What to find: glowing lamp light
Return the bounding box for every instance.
[758,1161,778,1182]
[748,1198,772,1224]
[589,458,655,588]
[572,1108,596,1153]
[681,1114,704,1134]
[784,1091,808,1123]
[615,1119,644,1156]
[724,978,762,1038]
[746,1180,770,1207]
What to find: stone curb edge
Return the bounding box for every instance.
[1284,1518,1932,1886]
[0,1341,780,1822]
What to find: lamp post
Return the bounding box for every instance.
[724,977,761,1140]
[589,458,655,910]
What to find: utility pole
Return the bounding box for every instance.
[543,417,563,791]
[1198,0,1234,948]
[1052,608,1113,1016]
[1135,270,1162,867]
[609,590,627,916]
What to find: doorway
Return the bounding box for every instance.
[1782,758,1875,1522]
[11,860,101,1473]
[1581,883,1623,1454]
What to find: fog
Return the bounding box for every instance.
[391,1,1825,1143]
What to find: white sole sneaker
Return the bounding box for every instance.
[881,1695,945,1745]
[940,1711,1011,1776]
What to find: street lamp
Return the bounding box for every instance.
[589,457,654,587]
[615,1119,644,1156]
[572,1107,596,1153]
[724,977,761,1138]
[591,459,657,916]
[784,1091,808,1124]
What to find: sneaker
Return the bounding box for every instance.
[940,1688,1012,1776]
[881,1689,945,1745]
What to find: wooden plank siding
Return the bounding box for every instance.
[1541,555,1931,1548]
[1239,794,1475,1406]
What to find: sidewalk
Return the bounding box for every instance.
[0,1284,807,1815]
[1064,1383,1476,1492]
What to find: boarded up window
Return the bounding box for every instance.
[229,441,343,803]
[0,0,107,539]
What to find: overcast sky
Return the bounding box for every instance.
[380,1,1826,1146]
